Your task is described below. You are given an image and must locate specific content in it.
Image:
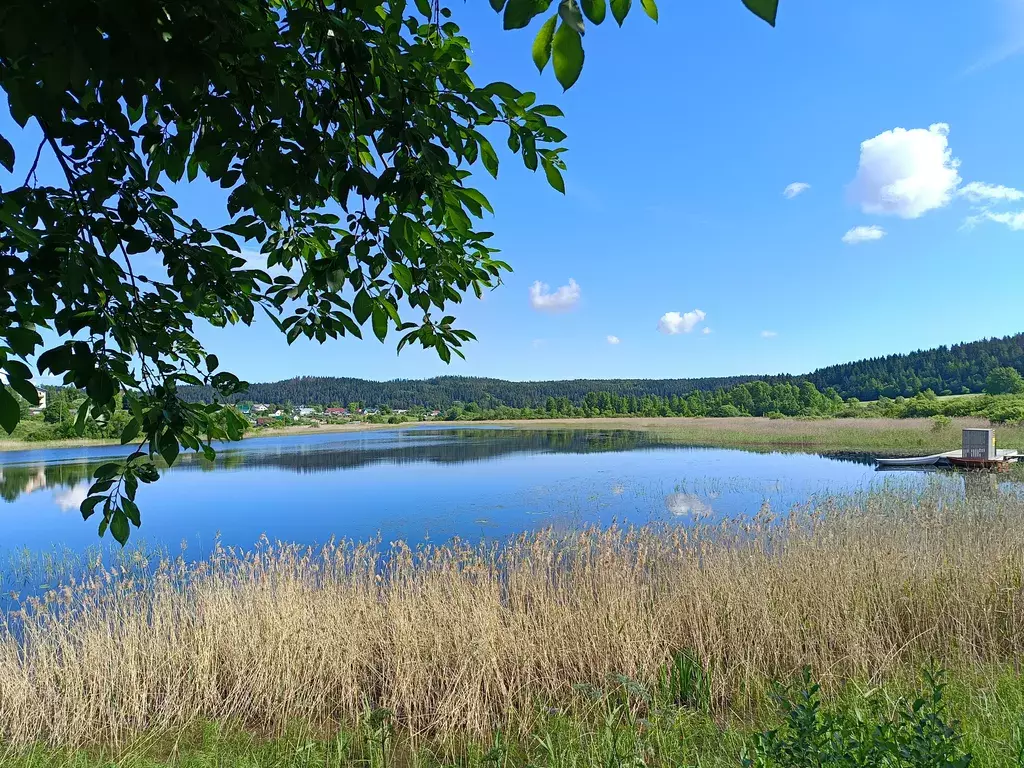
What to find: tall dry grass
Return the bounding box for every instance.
[2,486,1023,749]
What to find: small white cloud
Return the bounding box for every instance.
[958,181,1024,204]
[761,330,778,338]
[529,278,580,313]
[531,338,546,348]
[849,123,961,219]
[606,335,620,345]
[969,210,1024,230]
[842,225,886,245]
[53,481,90,513]
[783,182,810,199]
[665,493,712,517]
[657,309,706,335]
[702,327,712,335]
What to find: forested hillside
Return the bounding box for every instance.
[178,375,784,409]
[178,333,1024,408]
[805,333,1024,400]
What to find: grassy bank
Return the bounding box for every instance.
[4,486,1024,764]
[6,665,1018,767]
[482,415,1024,454]
[4,415,1024,456]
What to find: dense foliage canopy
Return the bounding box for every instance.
[0,0,776,540]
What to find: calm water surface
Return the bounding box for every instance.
[0,426,1002,556]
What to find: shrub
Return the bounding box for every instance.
[931,414,952,432]
[984,366,1024,395]
[742,667,971,768]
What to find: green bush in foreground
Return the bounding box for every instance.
[744,668,971,768]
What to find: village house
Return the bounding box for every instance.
[325,407,349,417]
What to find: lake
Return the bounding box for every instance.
[0,426,1004,557]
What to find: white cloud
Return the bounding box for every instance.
[958,181,1024,204]
[969,210,1024,230]
[761,330,778,338]
[842,225,886,245]
[783,182,810,199]
[849,123,961,219]
[702,327,712,335]
[531,338,546,348]
[657,309,706,335]
[529,278,580,313]
[606,335,620,345]
[53,481,90,513]
[665,493,712,517]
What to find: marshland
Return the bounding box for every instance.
[2,427,1024,765]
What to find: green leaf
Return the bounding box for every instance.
[122,498,141,527]
[532,15,558,73]
[581,0,606,24]
[490,0,507,9]
[0,386,19,434]
[206,354,219,372]
[552,21,585,90]
[110,511,130,545]
[87,371,114,405]
[640,0,657,21]
[610,0,630,25]
[5,326,43,356]
[159,433,180,466]
[8,377,39,406]
[120,417,141,445]
[543,159,566,194]
[479,136,499,178]
[504,0,541,30]
[558,0,586,34]
[353,290,373,324]
[74,399,90,436]
[37,345,72,375]
[391,263,413,292]
[80,496,104,521]
[371,306,388,342]
[0,135,13,173]
[742,0,777,26]
[94,462,121,480]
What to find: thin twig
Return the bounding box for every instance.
[22,136,46,187]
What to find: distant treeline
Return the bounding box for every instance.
[178,333,1024,409]
[178,374,785,409]
[438,381,844,420]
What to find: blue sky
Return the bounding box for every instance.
[5,0,1024,384]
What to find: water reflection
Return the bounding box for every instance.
[2,427,1022,557]
[664,493,713,518]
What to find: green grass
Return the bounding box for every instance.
[510,415,1024,455]
[5,665,1021,767]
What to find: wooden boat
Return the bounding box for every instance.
[875,450,959,467]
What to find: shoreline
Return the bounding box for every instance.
[1,415,1021,456]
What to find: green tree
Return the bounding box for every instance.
[0,0,776,541]
[984,367,1024,395]
[43,388,71,425]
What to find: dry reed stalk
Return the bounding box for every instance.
[1,488,1022,748]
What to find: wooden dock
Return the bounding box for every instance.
[876,449,1019,469]
[947,449,1019,470]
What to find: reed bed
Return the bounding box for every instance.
[2,486,1024,750]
